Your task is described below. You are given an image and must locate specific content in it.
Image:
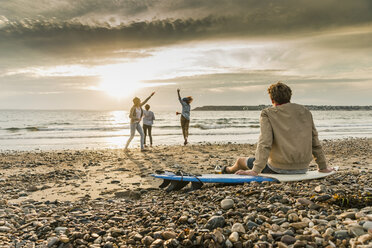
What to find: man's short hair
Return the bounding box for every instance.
[267,82,292,104]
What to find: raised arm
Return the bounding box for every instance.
[141,92,155,106]
[177,88,182,102]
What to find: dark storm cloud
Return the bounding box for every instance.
[1,0,372,62]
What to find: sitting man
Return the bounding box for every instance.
[224,82,333,175]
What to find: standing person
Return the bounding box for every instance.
[142,104,155,147]
[223,82,333,175]
[177,89,193,145]
[125,92,155,151]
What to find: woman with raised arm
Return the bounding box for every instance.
[177,89,193,145]
[125,92,155,151]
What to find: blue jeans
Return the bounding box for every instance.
[125,122,144,149]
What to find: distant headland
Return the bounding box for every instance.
[193,105,372,111]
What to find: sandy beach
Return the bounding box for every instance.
[1,138,371,247]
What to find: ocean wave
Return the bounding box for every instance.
[5,127,41,132]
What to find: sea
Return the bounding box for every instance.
[0,110,372,151]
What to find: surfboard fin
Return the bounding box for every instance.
[166,180,190,192]
[190,181,203,191]
[159,179,171,188]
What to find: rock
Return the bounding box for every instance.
[142,236,155,246]
[59,235,69,243]
[47,237,59,247]
[0,226,11,233]
[221,199,234,210]
[363,221,372,231]
[246,221,259,230]
[231,223,245,233]
[315,194,332,202]
[162,231,177,240]
[27,185,39,192]
[348,225,365,237]
[225,239,233,248]
[114,190,141,200]
[296,198,312,205]
[178,216,188,223]
[281,235,296,245]
[277,241,289,248]
[357,234,372,244]
[290,222,308,230]
[229,232,239,242]
[293,240,307,248]
[55,226,67,234]
[213,229,224,243]
[334,230,349,240]
[150,239,163,248]
[315,185,326,193]
[324,228,335,237]
[205,216,225,230]
[163,239,179,247]
[288,213,299,222]
[338,212,356,219]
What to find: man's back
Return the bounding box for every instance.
[253,103,327,173]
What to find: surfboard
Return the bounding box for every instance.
[151,169,336,191]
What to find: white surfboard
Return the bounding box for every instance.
[260,167,337,182]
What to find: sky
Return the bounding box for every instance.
[1,0,372,110]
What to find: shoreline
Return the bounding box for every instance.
[1,138,371,247]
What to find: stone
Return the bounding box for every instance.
[231,223,245,233]
[363,221,372,231]
[314,185,326,193]
[334,230,349,240]
[246,221,259,230]
[290,222,308,230]
[47,237,59,247]
[55,226,67,234]
[0,226,11,233]
[277,242,288,248]
[162,231,177,240]
[281,235,296,245]
[221,199,234,210]
[338,212,356,219]
[348,225,365,237]
[315,194,332,202]
[229,232,239,243]
[357,234,372,244]
[296,198,312,205]
[150,239,163,248]
[213,229,224,243]
[178,216,188,223]
[225,239,233,248]
[288,213,299,222]
[205,216,225,230]
[59,235,69,243]
[141,236,154,246]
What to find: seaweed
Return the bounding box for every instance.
[331,191,372,208]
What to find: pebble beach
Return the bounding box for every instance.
[0,138,371,247]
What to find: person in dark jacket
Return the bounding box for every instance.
[125,92,155,151]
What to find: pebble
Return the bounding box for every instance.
[205,216,225,230]
[221,198,234,210]
[362,221,372,231]
[228,231,239,242]
[231,223,245,233]
[0,140,370,248]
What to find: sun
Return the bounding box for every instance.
[98,64,146,99]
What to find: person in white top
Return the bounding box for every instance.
[142,104,155,147]
[125,92,155,151]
